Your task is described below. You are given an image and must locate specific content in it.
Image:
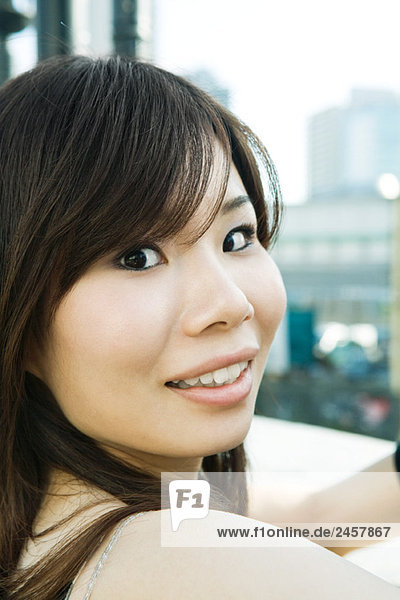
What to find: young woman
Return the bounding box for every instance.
[0,55,399,599]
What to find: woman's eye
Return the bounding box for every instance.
[119,247,163,271]
[223,224,257,253]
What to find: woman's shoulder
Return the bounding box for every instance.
[69,509,400,600]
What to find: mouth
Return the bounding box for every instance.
[165,360,250,390]
[165,361,254,407]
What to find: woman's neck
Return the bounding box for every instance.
[97,443,204,476]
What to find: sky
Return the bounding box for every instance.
[7,0,400,205]
[153,0,400,204]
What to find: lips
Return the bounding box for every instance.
[166,362,254,407]
[167,361,249,388]
[165,347,259,385]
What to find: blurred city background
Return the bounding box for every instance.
[2,0,400,441]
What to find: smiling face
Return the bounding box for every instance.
[27,149,286,474]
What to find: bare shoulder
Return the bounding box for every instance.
[72,510,400,600]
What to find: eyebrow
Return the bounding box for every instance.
[175,194,254,248]
[220,195,253,215]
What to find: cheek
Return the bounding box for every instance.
[45,277,173,391]
[248,253,287,344]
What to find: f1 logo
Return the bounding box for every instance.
[169,480,210,531]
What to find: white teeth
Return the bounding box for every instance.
[213,367,228,384]
[185,377,199,386]
[170,361,249,389]
[229,363,241,379]
[199,371,214,384]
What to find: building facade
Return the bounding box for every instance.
[271,198,393,327]
[308,89,400,202]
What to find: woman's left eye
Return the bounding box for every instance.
[223,223,257,252]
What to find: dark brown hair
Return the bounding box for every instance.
[0,55,282,598]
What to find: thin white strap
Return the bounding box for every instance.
[66,512,145,600]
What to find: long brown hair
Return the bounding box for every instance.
[0,55,282,599]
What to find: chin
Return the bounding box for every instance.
[192,417,253,459]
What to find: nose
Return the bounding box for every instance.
[179,256,255,337]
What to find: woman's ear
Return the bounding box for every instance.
[24,357,43,379]
[23,335,44,379]
[24,362,42,379]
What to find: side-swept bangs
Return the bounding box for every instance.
[0,55,281,336]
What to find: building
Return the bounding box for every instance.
[72,0,154,60]
[308,89,400,202]
[271,197,393,327]
[5,0,154,74]
[269,89,400,371]
[269,88,400,341]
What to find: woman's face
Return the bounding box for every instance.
[28,148,286,473]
